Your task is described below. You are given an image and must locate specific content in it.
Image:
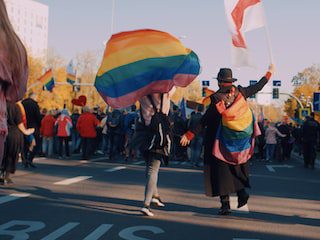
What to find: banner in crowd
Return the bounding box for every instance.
[66,60,76,85]
[39,69,55,91]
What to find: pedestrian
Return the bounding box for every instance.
[77,106,99,160]
[188,104,204,167]
[0,102,34,185]
[55,109,72,159]
[71,109,81,153]
[22,92,42,168]
[302,112,319,169]
[124,105,139,161]
[277,117,292,161]
[181,64,275,215]
[0,0,28,168]
[132,89,176,217]
[264,121,286,162]
[40,110,56,157]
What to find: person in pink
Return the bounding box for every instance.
[55,109,72,158]
[40,110,56,157]
[265,121,286,162]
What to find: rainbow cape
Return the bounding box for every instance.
[212,93,261,165]
[95,29,200,108]
[39,69,55,91]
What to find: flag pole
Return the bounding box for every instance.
[110,0,116,35]
[262,1,274,64]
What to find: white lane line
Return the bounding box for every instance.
[80,160,89,163]
[230,196,249,213]
[266,164,294,172]
[104,166,126,172]
[133,161,144,165]
[233,238,260,240]
[54,176,92,185]
[0,193,30,205]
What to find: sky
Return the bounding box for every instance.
[36,0,320,98]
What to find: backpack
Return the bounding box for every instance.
[146,94,172,155]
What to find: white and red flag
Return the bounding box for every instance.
[224,0,267,67]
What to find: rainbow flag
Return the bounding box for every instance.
[39,69,55,91]
[212,94,261,165]
[95,29,200,108]
[66,60,76,85]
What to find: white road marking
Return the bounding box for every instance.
[80,160,89,163]
[230,196,249,213]
[233,238,260,240]
[83,224,113,240]
[132,161,144,165]
[41,222,79,240]
[104,166,126,172]
[0,193,30,205]
[266,164,294,172]
[54,176,92,185]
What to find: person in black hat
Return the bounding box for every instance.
[181,64,275,215]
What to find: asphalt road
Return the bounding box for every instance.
[0,154,319,240]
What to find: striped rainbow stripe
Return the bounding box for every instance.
[67,73,76,85]
[95,29,200,108]
[213,94,261,165]
[39,69,55,91]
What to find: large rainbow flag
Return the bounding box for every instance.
[212,94,261,165]
[95,29,200,108]
[39,69,55,91]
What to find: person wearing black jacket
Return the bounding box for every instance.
[181,64,275,215]
[302,112,319,169]
[22,92,42,168]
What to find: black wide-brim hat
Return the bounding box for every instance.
[215,68,237,83]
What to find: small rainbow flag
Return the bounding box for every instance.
[39,69,55,91]
[213,94,261,165]
[95,29,200,108]
[66,60,76,85]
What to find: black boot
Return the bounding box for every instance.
[218,195,231,215]
[237,189,249,208]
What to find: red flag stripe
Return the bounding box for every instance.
[231,0,261,48]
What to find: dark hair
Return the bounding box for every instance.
[131,104,136,112]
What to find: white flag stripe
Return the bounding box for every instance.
[0,193,30,205]
[241,3,265,33]
[104,166,126,172]
[54,176,92,185]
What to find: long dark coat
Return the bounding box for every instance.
[2,102,24,173]
[195,76,268,197]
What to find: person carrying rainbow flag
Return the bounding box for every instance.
[181,64,275,215]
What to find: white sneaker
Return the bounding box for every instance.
[140,207,154,217]
[151,197,165,207]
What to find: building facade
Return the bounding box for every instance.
[4,0,48,57]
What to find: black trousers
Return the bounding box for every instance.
[58,137,70,157]
[24,132,40,164]
[82,138,94,159]
[303,141,316,167]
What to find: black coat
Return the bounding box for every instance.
[195,76,268,197]
[21,98,42,135]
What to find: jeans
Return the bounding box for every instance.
[71,130,81,152]
[42,137,53,157]
[58,137,70,157]
[190,136,203,166]
[265,144,276,161]
[144,154,161,206]
[101,134,109,154]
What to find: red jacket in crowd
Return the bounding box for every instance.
[40,115,56,137]
[76,112,99,138]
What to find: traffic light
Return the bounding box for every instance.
[272,88,279,99]
[202,87,206,97]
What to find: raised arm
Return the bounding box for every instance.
[239,64,275,99]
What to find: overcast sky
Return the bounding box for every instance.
[36,0,320,96]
